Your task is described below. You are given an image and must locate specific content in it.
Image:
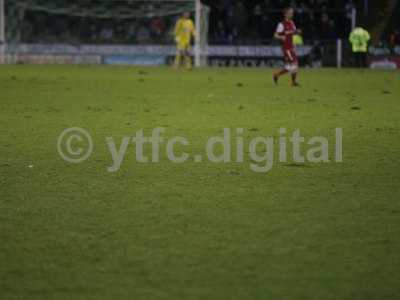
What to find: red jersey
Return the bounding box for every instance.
[276,20,297,51]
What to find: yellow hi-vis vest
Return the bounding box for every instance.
[293,34,304,46]
[349,27,370,53]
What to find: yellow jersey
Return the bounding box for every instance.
[174,18,195,45]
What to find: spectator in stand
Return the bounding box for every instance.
[389,29,400,49]
[327,20,338,39]
[349,26,371,68]
[345,0,355,33]
[225,5,235,33]
[115,22,125,43]
[150,17,166,42]
[259,15,272,42]
[319,13,331,39]
[252,4,264,38]
[136,24,151,44]
[319,14,338,40]
[100,25,114,42]
[127,23,137,41]
[214,21,230,44]
[233,2,248,41]
[89,25,98,42]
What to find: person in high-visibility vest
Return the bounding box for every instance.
[293,34,304,46]
[349,27,370,68]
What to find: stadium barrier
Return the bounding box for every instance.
[0,44,317,67]
[368,45,400,69]
[6,42,394,69]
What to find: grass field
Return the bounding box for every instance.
[1,65,400,300]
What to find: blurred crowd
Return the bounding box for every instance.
[21,12,173,44]
[389,29,400,48]
[209,0,356,44]
[16,0,369,45]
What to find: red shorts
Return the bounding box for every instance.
[283,48,298,64]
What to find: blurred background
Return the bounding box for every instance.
[0,0,399,68]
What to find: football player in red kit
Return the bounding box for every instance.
[273,7,301,87]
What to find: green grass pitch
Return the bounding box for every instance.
[1,65,400,299]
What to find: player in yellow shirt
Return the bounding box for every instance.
[174,12,196,69]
